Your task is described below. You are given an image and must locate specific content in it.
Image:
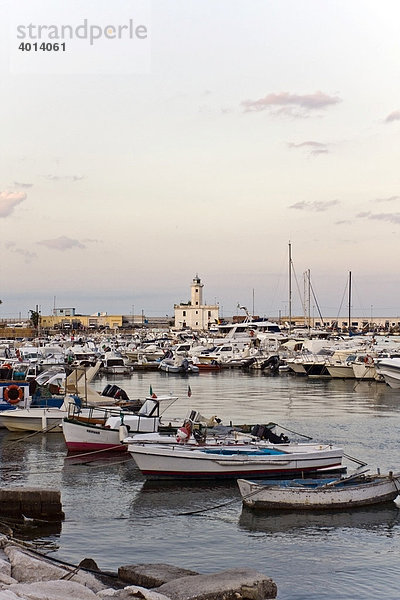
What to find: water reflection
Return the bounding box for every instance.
[130,479,239,518]
[238,503,400,535]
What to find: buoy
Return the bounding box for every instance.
[4,385,23,405]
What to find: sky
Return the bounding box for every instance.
[1,0,400,321]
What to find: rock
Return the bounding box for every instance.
[0,539,8,552]
[3,545,107,593]
[96,585,172,600]
[4,545,66,583]
[0,526,12,539]
[80,558,100,571]
[118,564,198,588]
[0,591,21,599]
[5,580,98,600]
[0,572,18,586]
[156,568,277,600]
[0,558,11,578]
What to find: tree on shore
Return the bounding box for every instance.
[29,309,40,329]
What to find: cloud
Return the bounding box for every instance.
[357,211,400,224]
[44,174,84,182]
[5,242,36,262]
[14,181,33,188]
[0,191,27,217]
[385,110,400,123]
[241,91,341,117]
[288,141,329,155]
[37,236,86,251]
[289,200,339,212]
[375,195,400,203]
[335,219,352,225]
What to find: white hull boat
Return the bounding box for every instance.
[352,363,377,380]
[127,442,344,480]
[62,395,178,453]
[326,364,355,379]
[237,472,400,510]
[374,358,400,388]
[0,401,73,432]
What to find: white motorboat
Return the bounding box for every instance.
[374,357,400,388]
[100,352,132,375]
[0,397,78,432]
[237,471,400,510]
[62,394,178,452]
[127,441,344,480]
[159,358,199,374]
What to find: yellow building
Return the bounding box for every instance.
[40,311,123,331]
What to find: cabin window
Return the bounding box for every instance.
[183,311,186,317]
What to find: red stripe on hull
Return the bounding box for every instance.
[66,442,127,453]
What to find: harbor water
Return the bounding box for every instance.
[1,370,400,599]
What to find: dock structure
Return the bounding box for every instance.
[0,487,64,520]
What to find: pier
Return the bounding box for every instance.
[0,488,64,520]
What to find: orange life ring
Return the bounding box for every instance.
[1,363,12,370]
[3,385,23,405]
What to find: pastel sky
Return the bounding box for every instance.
[1,0,400,321]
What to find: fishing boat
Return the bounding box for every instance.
[158,358,199,374]
[127,440,344,480]
[0,396,78,432]
[62,394,178,453]
[237,471,400,510]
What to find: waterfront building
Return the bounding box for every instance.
[174,275,219,330]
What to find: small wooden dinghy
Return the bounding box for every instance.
[237,471,400,510]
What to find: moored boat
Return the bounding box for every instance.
[374,357,400,388]
[62,394,179,452]
[237,471,400,510]
[127,441,344,480]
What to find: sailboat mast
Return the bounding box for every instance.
[348,270,352,334]
[288,241,292,333]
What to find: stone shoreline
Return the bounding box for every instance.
[0,534,278,600]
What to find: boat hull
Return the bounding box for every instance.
[372,359,400,388]
[0,408,65,432]
[128,443,343,480]
[62,419,127,452]
[237,475,400,510]
[326,365,355,379]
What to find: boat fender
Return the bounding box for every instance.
[4,384,24,405]
[176,422,192,443]
[119,424,129,442]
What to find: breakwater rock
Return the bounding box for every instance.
[0,535,277,600]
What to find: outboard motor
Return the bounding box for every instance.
[251,424,289,444]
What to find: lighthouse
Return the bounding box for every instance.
[191,274,203,307]
[174,275,219,330]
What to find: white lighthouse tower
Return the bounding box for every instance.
[191,274,203,307]
[174,275,219,330]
